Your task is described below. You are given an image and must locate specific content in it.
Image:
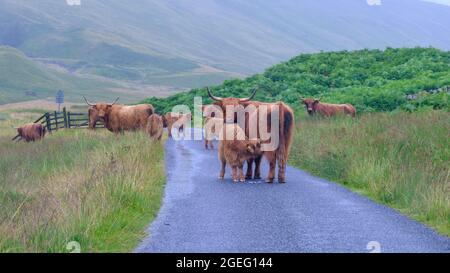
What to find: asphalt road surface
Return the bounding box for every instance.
[136,135,449,253]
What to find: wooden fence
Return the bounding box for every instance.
[12,107,104,141]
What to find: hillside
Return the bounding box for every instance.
[1,0,450,92]
[143,47,450,113]
[0,46,132,104]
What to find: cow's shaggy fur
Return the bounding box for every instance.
[302,98,356,118]
[17,123,46,142]
[218,124,262,182]
[164,112,191,138]
[147,114,164,141]
[88,103,154,133]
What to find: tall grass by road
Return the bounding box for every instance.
[0,112,165,252]
[290,110,449,236]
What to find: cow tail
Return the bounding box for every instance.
[277,103,294,165]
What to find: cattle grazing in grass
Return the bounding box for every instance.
[84,97,154,133]
[301,98,356,118]
[147,114,164,141]
[164,112,191,138]
[207,87,295,183]
[17,123,46,142]
[218,123,262,182]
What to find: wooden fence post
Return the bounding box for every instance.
[45,113,51,133]
[54,111,58,131]
[63,107,68,128]
[67,111,71,129]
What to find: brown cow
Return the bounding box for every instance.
[218,123,262,182]
[301,98,356,118]
[84,97,154,133]
[201,104,223,149]
[17,123,46,142]
[164,112,191,138]
[147,114,164,141]
[207,87,295,183]
[204,117,222,149]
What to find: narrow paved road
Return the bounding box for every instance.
[136,135,449,253]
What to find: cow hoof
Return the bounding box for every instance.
[245,175,252,180]
[254,175,262,180]
[279,180,286,184]
[266,179,274,183]
[240,179,246,183]
[218,176,224,180]
[233,179,239,183]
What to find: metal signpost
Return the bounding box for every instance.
[56,90,64,112]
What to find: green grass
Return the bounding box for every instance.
[143,47,450,114]
[289,110,450,236]
[0,113,166,252]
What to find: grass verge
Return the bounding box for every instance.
[0,124,165,252]
[289,110,449,236]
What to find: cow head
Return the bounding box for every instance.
[246,139,262,155]
[301,97,321,116]
[83,97,119,129]
[207,87,257,122]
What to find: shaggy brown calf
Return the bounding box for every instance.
[301,98,356,118]
[218,123,262,182]
[147,114,164,141]
[84,97,154,133]
[17,123,46,142]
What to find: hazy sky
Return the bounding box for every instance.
[424,0,450,5]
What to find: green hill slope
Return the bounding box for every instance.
[0,46,119,104]
[1,0,450,85]
[143,47,450,113]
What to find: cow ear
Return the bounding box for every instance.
[247,143,254,153]
[246,144,251,152]
[314,100,320,104]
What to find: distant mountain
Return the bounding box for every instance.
[0,0,450,103]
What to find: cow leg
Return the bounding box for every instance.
[219,160,226,180]
[265,152,276,183]
[278,154,287,183]
[231,166,238,183]
[254,155,262,180]
[168,125,172,138]
[205,139,209,150]
[239,165,245,182]
[245,158,254,179]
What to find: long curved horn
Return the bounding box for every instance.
[110,97,120,106]
[239,88,257,102]
[83,96,95,106]
[207,87,223,102]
